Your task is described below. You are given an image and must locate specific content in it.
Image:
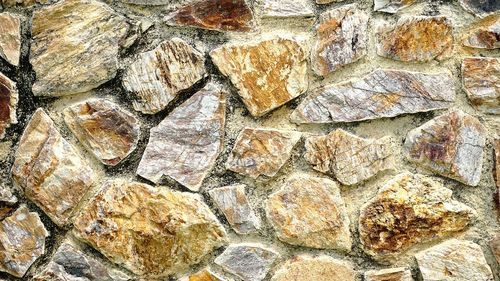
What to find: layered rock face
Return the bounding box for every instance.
[271,255,356,281]
[0,71,17,139]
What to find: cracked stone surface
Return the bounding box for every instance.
[271,255,356,281]
[463,14,500,49]
[0,71,17,139]
[374,0,416,13]
[459,0,499,16]
[0,12,20,67]
[462,57,500,114]
[364,268,413,281]
[260,0,314,18]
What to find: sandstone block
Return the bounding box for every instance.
[462,57,500,114]
[271,255,356,281]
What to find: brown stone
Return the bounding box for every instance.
[490,234,500,265]
[459,0,499,17]
[463,14,500,49]
[271,255,355,281]
[364,268,413,281]
[462,57,500,114]
[374,0,416,13]
[180,269,224,281]
[0,72,18,139]
[0,13,20,66]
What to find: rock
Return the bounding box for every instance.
[63,99,140,166]
[415,239,494,281]
[0,72,18,139]
[495,140,500,204]
[180,269,224,281]
[271,255,355,281]
[0,13,20,67]
[210,37,308,117]
[374,0,416,13]
[462,57,500,114]
[463,14,500,49]
[364,268,413,281]
[122,38,206,114]
[0,205,48,278]
[1,0,49,7]
[291,69,455,124]
[261,0,314,18]
[311,4,369,76]
[0,185,16,205]
[305,129,395,185]
[404,110,486,186]
[136,84,225,191]
[490,234,500,265]
[11,109,94,226]
[376,16,453,62]
[120,0,169,5]
[459,0,499,16]
[316,0,339,4]
[266,176,352,251]
[225,128,301,179]
[359,173,476,258]
[73,179,227,278]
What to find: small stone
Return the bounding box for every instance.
[0,13,20,67]
[63,99,140,166]
[136,84,225,191]
[374,0,416,13]
[225,128,301,179]
[122,38,206,114]
[179,269,224,281]
[266,176,352,251]
[0,72,18,139]
[73,179,227,278]
[12,109,94,226]
[271,255,355,281]
[463,14,500,49]
[291,69,455,124]
[462,57,500,114]
[210,37,308,117]
[1,0,49,7]
[364,268,413,281]
[404,110,486,186]
[261,0,314,18]
[415,239,494,281]
[459,0,499,17]
[490,234,500,265]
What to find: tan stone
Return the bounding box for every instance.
[271,255,356,281]
[0,71,18,139]
[462,57,500,114]
[364,268,413,281]
[495,140,500,207]
[1,0,49,7]
[463,14,500,49]
[374,0,416,13]
[316,0,339,4]
[0,13,20,66]
[490,234,500,265]
[180,269,224,281]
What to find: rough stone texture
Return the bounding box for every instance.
[73,179,227,278]
[463,14,500,49]
[0,185,16,205]
[120,0,168,5]
[179,269,224,281]
[305,129,395,185]
[210,37,308,117]
[271,255,356,281]
[462,57,500,114]
[291,69,455,124]
[0,13,20,67]
[490,234,500,265]
[1,0,49,7]
[122,38,206,114]
[261,0,314,18]
[316,0,338,4]
[266,176,352,251]
[459,0,500,17]
[0,71,18,139]
[11,109,94,226]
[374,0,416,13]
[137,84,225,191]
[364,268,413,281]
[495,140,500,204]
[404,110,486,186]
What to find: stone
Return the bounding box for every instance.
[0,185,16,205]
[261,0,314,18]
[73,179,227,278]
[225,128,301,179]
[291,69,455,124]
[11,109,94,226]
[271,255,355,281]
[415,239,494,281]
[305,129,395,185]
[63,99,140,166]
[376,16,453,62]
[180,269,224,281]
[359,173,476,258]
[463,14,500,49]
[266,176,352,251]
[0,72,18,139]
[311,4,368,76]
[0,13,21,67]
[122,38,206,114]
[120,0,168,5]
[214,243,278,281]
[136,84,225,191]
[0,205,48,278]
[374,0,416,13]
[210,37,308,117]
[1,0,49,7]
[316,0,338,4]
[404,110,486,186]
[462,57,500,114]
[364,268,413,281]
[490,234,500,265]
[459,0,499,17]
[209,184,261,234]
[495,140,500,203]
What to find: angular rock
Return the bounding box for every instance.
[180,269,224,281]
[225,128,301,178]
[271,255,355,281]
[261,0,314,18]
[1,0,49,7]
[463,14,500,49]
[374,0,416,13]
[364,268,413,281]
[0,72,18,139]
[266,176,352,251]
[291,69,455,124]
[459,0,499,16]
[122,38,206,114]
[136,84,225,191]
[73,179,227,278]
[404,110,486,186]
[11,109,94,226]
[0,13,20,67]
[462,57,500,114]
[305,129,395,185]
[490,234,500,265]
[210,37,308,117]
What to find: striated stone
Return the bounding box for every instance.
[404,110,486,186]
[266,176,352,251]
[226,128,301,179]
[210,37,308,117]
[271,255,355,281]
[136,84,225,191]
[462,57,500,114]
[364,268,413,281]
[0,72,18,139]
[63,99,140,166]
[73,179,227,278]
[180,269,224,281]
[459,0,499,16]
[374,0,416,13]
[490,234,500,265]
[463,14,500,49]
[11,109,94,226]
[122,38,206,114]
[305,129,395,185]
[291,69,455,124]
[0,13,20,67]
[261,0,314,18]
[1,0,49,7]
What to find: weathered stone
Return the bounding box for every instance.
[1,0,49,7]
[12,109,94,226]
[305,129,395,185]
[120,0,168,5]
[63,99,140,166]
[404,110,486,186]
[0,72,18,139]
[311,4,368,76]
[180,269,224,281]
[0,185,16,205]
[495,140,500,205]
[463,14,500,49]
[462,57,500,114]
[291,69,455,124]
[226,128,301,179]
[0,13,20,67]
[376,16,453,62]
[490,234,500,265]
[122,38,206,114]
[136,84,225,191]
[416,239,494,281]
[271,255,355,281]
[210,37,308,117]
[374,0,416,13]
[73,179,227,278]
[459,0,499,17]
[261,0,314,18]
[316,0,339,4]
[364,268,413,281]
[266,176,352,251]
[359,173,476,258]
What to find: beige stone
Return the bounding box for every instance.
[271,255,356,281]
[374,0,416,13]
[261,0,314,18]
[490,234,500,265]
[463,14,500,49]
[462,57,500,114]
[0,71,18,139]
[364,268,413,281]
[495,140,500,207]
[1,0,49,7]
[0,13,20,66]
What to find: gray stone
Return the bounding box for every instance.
[261,0,314,18]
[0,71,18,139]
[374,0,416,13]
[459,0,499,16]
[462,57,500,114]
[0,13,20,66]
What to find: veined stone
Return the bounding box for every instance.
[73,179,227,278]
[11,109,94,226]
[225,128,301,179]
[463,14,500,49]
[459,0,499,17]
[271,255,355,281]
[1,0,49,7]
[261,0,314,18]
[462,57,500,114]
[364,268,413,281]
[210,37,308,117]
[0,13,20,66]
[266,176,352,251]
[490,234,500,265]
[290,69,455,124]
[0,72,18,139]
[305,129,395,185]
[179,269,224,281]
[404,110,486,186]
[64,99,140,166]
[123,38,206,114]
[374,0,416,13]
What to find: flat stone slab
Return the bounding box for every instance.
[462,57,500,114]
[0,71,18,139]
[374,0,416,13]
[271,255,356,281]
[463,14,500,49]
[364,268,413,281]
[0,12,20,66]
[260,0,314,18]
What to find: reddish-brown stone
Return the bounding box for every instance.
[463,14,500,49]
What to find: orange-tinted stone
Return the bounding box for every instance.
[463,14,500,49]
[462,57,500,114]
